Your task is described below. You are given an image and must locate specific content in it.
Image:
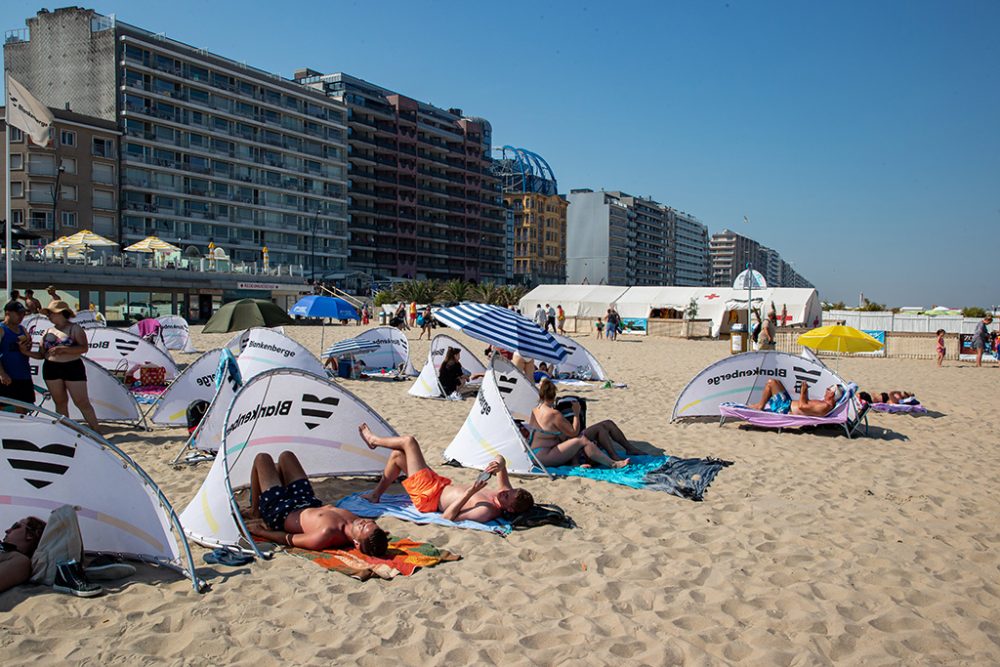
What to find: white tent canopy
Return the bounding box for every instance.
[442,355,545,476]
[551,333,608,381]
[671,350,848,420]
[409,334,487,399]
[179,369,395,553]
[23,313,104,344]
[128,315,197,353]
[225,326,285,354]
[237,327,325,382]
[84,328,179,380]
[150,349,224,426]
[520,285,821,337]
[0,403,201,590]
[353,326,417,376]
[28,356,144,426]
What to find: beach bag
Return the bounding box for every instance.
[112,359,131,384]
[416,315,425,327]
[556,396,587,430]
[186,400,210,434]
[139,365,166,386]
[510,503,575,530]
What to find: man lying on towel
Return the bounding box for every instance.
[358,425,534,523]
[749,379,844,416]
[245,451,388,557]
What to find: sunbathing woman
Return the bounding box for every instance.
[858,390,918,405]
[527,378,631,468]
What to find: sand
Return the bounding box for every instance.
[2,324,999,665]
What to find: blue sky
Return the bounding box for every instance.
[3,1,997,307]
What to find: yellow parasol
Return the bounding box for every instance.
[124,236,181,253]
[59,230,119,247]
[797,325,884,354]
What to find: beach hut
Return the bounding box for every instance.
[178,369,394,555]
[0,401,203,591]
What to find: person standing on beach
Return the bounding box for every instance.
[408,301,417,329]
[533,304,546,330]
[556,305,566,335]
[40,300,101,433]
[23,290,42,315]
[1,301,44,412]
[759,311,777,350]
[545,304,556,333]
[971,315,993,367]
[935,329,946,367]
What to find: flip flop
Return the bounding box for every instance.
[203,548,254,567]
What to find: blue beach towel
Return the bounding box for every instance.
[336,492,512,536]
[545,455,732,501]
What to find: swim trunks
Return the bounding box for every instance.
[258,478,322,531]
[402,467,452,513]
[764,390,792,414]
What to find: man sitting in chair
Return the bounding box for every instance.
[245,451,388,557]
[750,379,844,416]
[358,425,533,523]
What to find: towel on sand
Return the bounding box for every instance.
[336,492,512,536]
[287,536,460,581]
[545,455,732,502]
[871,402,927,414]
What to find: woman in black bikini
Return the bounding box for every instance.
[41,300,100,433]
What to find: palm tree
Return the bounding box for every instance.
[439,279,473,304]
[474,281,504,305]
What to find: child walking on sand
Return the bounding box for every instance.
[935,329,946,367]
[595,317,604,340]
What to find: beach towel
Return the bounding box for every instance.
[286,536,460,581]
[336,492,512,536]
[871,402,928,414]
[545,455,732,502]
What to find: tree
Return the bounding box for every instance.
[962,306,988,318]
[474,281,504,305]
[684,297,699,320]
[857,298,886,312]
[499,284,528,309]
[823,301,847,311]
[439,279,473,304]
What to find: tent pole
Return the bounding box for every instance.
[5,121,11,301]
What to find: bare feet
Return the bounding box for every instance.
[610,458,630,469]
[358,423,377,450]
[360,490,381,504]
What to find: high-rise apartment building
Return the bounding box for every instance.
[566,189,634,285]
[609,193,668,285]
[0,107,119,241]
[295,71,505,283]
[710,228,812,288]
[670,209,709,286]
[5,8,350,276]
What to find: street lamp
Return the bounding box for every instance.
[51,163,66,243]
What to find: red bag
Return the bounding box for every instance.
[138,365,166,387]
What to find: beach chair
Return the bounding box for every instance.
[718,384,869,438]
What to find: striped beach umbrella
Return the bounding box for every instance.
[434,303,567,363]
[323,338,381,359]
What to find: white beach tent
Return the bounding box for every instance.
[442,355,547,476]
[670,350,847,420]
[128,315,197,353]
[518,285,630,320]
[178,369,395,555]
[352,326,418,376]
[408,333,487,399]
[550,333,608,381]
[28,356,145,427]
[150,348,223,426]
[71,310,106,330]
[85,328,180,380]
[236,327,325,382]
[0,400,203,591]
[225,326,285,354]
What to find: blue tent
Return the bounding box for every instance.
[289,295,359,321]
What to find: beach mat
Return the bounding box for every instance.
[871,402,927,414]
[546,455,732,501]
[337,492,512,536]
[287,536,460,581]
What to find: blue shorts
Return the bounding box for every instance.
[764,391,792,414]
[258,478,322,531]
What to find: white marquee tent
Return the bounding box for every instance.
[179,369,395,554]
[409,334,487,399]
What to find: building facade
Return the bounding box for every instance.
[671,209,709,286]
[295,71,505,283]
[610,192,668,285]
[0,107,119,241]
[710,228,812,288]
[566,189,634,285]
[5,7,350,277]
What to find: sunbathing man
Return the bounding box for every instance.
[750,379,844,416]
[358,425,534,523]
[245,451,388,557]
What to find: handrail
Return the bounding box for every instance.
[319,284,365,309]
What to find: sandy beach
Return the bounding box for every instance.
[2,324,999,665]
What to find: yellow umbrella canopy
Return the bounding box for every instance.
[797,325,884,354]
[124,236,181,253]
[60,230,119,247]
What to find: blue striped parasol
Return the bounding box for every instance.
[323,338,381,358]
[433,303,567,363]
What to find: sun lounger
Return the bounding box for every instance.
[719,385,869,438]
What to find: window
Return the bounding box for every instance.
[93,214,115,236]
[28,154,56,176]
[61,211,77,228]
[93,189,115,210]
[59,130,76,147]
[11,182,24,198]
[60,157,77,174]
[9,127,23,142]
[92,162,114,184]
[61,185,77,201]
[28,184,53,203]
[29,210,52,230]
[10,210,23,225]
[10,154,23,170]
[93,137,114,158]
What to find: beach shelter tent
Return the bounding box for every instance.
[84,328,179,380]
[0,401,202,591]
[550,333,608,381]
[178,369,395,554]
[408,333,487,398]
[442,355,546,476]
[671,350,847,420]
[352,326,417,376]
[236,327,325,382]
[71,310,106,330]
[177,351,243,457]
[24,313,104,344]
[150,349,223,426]
[225,326,285,354]
[27,356,145,426]
[128,315,196,353]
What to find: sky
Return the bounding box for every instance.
[2,1,997,308]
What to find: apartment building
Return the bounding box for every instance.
[5,8,350,276]
[566,189,634,285]
[0,107,119,241]
[295,71,505,283]
[671,209,709,286]
[710,228,812,288]
[609,192,668,285]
